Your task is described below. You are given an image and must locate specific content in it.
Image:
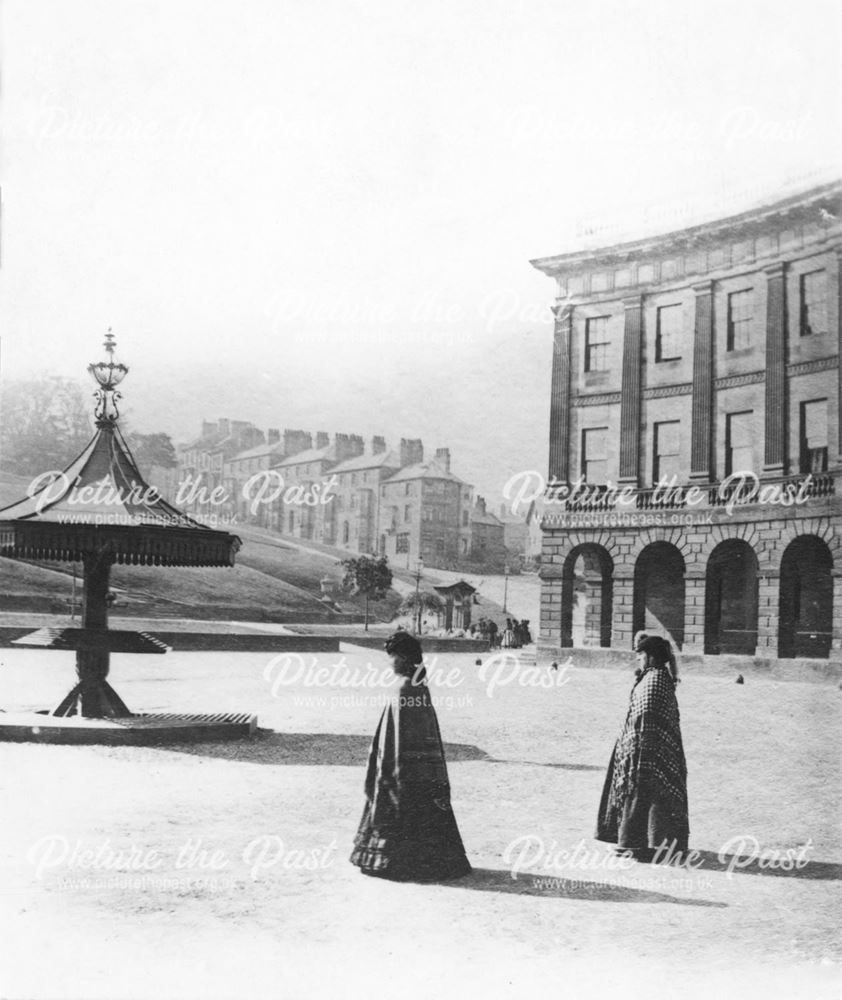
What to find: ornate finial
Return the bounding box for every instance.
[88,330,129,426]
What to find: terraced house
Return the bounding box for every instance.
[531,179,842,667]
[182,422,494,571]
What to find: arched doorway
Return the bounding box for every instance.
[561,544,613,648]
[778,536,833,659]
[704,540,759,655]
[633,542,686,650]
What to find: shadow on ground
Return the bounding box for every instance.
[691,849,842,881]
[159,731,492,765]
[486,758,604,772]
[425,867,727,906]
[156,731,606,771]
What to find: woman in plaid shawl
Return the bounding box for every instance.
[350,631,471,881]
[596,633,689,861]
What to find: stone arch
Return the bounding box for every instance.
[704,538,759,655]
[698,522,762,562]
[778,534,834,659]
[632,541,686,650]
[561,542,614,648]
[629,527,693,560]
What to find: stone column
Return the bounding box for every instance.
[690,281,714,482]
[538,568,564,650]
[754,571,781,658]
[611,571,635,649]
[836,247,842,468]
[831,572,842,659]
[682,571,707,654]
[619,297,644,485]
[549,303,573,484]
[763,262,787,476]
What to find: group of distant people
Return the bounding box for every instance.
[469,616,532,648]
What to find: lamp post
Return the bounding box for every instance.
[503,563,510,615]
[414,557,424,634]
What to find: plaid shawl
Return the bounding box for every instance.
[610,665,688,821]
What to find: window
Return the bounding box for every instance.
[581,427,608,483]
[656,304,682,361]
[342,522,350,544]
[405,482,412,495]
[436,538,445,555]
[423,508,433,522]
[725,412,755,476]
[396,533,409,554]
[404,505,411,522]
[800,399,828,473]
[727,290,753,350]
[801,271,827,336]
[653,421,681,484]
[584,317,610,372]
[462,510,469,527]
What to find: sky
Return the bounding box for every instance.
[2,0,841,502]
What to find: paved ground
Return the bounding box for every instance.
[0,646,839,999]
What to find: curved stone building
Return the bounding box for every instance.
[530,179,842,669]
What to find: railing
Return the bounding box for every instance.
[544,471,837,519]
[708,472,835,507]
[635,486,692,510]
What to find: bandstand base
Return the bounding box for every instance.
[0,710,258,744]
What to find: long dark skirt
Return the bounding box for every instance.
[596,746,689,859]
[595,666,689,860]
[350,681,471,881]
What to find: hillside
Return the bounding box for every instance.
[0,512,402,623]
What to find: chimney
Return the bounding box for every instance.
[334,433,365,463]
[217,418,231,438]
[434,447,451,474]
[372,435,386,455]
[399,438,424,467]
[284,429,312,456]
[242,426,265,448]
[201,420,216,439]
[475,495,487,516]
[316,431,330,450]
[267,428,281,445]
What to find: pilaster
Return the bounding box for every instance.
[619,297,644,485]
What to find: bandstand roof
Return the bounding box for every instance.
[0,335,241,568]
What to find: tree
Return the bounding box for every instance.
[123,431,178,472]
[398,591,444,632]
[0,376,93,476]
[341,555,393,632]
[398,590,444,615]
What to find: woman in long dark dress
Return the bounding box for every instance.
[350,631,471,881]
[596,633,689,862]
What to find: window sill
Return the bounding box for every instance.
[725,346,756,357]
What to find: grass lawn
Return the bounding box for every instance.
[0,647,839,999]
[0,523,403,622]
